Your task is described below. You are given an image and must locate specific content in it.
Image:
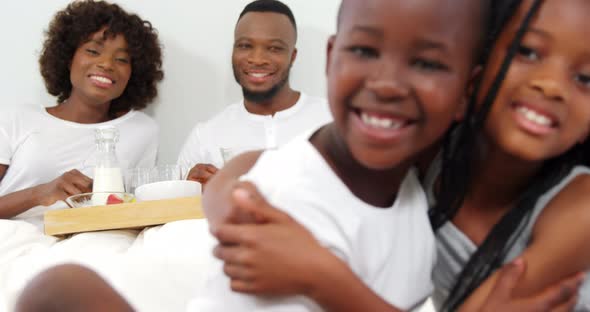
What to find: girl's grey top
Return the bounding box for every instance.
[425,161,590,311]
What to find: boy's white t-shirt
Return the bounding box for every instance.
[188,132,436,311]
[0,105,159,227]
[177,93,331,169]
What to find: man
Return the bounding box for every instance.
[177,0,331,186]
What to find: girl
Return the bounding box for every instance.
[0,0,163,229]
[210,0,590,310]
[432,0,590,310]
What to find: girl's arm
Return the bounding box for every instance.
[0,166,92,219]
[458,174,590,311]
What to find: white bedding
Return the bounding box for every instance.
[0,220,439,312]
[0,219,217,312]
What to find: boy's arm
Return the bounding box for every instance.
[458,174,590,311]
[212,182,579,312]
[204,151,582,312]
[211,179,403,312]
[202,150,264,232]
[310,263,401,312]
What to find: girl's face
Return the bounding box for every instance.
[326,0,482,169]
[481,0,590,162]
[69,28,132,106]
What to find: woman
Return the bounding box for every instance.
[0,0,163,229]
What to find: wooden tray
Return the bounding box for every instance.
[44,196,204,236]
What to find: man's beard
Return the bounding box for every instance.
[233,65,291,104]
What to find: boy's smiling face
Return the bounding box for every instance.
[326,0,483,169]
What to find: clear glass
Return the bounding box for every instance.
[125,167,152,195]
[125,165,183,195]
[151,164,182,182]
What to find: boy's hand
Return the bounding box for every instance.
[187,163,218,186]
[212,188,331,296]
[36,169,92,206]
[226,182,272,224]
[202,150,263,231]
[477,258,582,312]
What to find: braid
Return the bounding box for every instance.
[430,0,526,229]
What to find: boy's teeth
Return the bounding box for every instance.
[91,76,113,84]
[249,73,269,78]
[516,106,552,126]
[360,112,402,129]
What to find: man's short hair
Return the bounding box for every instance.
[238,0,297,33]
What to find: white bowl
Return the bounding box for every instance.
[134,180,201,202]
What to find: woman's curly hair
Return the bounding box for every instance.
[39,0,164,115]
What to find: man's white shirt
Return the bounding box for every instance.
[177,93,331,169]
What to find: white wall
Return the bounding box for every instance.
[0,0,339,163]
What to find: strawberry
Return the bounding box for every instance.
[106,194,124,205]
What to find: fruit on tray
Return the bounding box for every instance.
[107,194,124,205]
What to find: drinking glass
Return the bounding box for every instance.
[151,164,182,182]
[125,167,152,194]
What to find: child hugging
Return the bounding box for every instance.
[199,0,503,310]
[209,0,590,310]
[197,0,485,307]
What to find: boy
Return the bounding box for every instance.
[194,0,490,310]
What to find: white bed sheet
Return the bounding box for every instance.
[0,219,216,312]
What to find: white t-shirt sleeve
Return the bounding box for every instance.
[115,112,159,169]
[0,127,11,165]
[177,125,208,169]
[0,110,15,165]
[135,132,159,168]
